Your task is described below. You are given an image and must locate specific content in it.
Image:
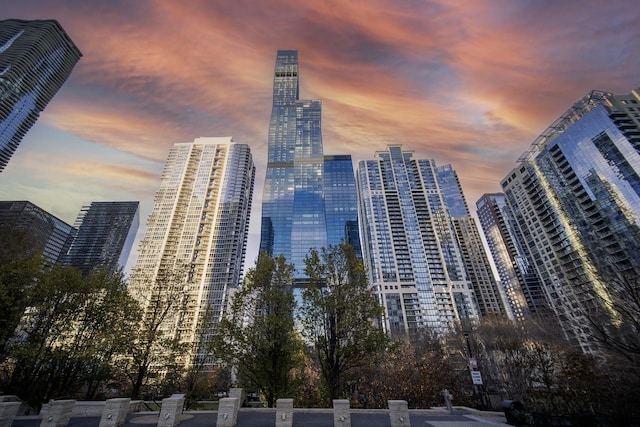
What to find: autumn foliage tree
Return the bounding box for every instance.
[355,331,462,408]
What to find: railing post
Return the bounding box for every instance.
[333,399,351,427]
[388,400,410,427]
[99,398,131,427]
[275,398,293,427]
[216,397,239,427]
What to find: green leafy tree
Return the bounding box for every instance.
[2,266,138,408]
[214,253,303,407]
[0,228,43,360]
[123,267,189,400]
[300,243,388,403]
[76,269,140,399]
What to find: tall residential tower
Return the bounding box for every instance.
[63,201,139,275]
[129,137,255,369]
[501,88,640,353]
[476,193,548,322]
[357,145,478,336]
[0,19,81,172]
[436,165,509,318]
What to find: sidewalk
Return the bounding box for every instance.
[13,406,509,427]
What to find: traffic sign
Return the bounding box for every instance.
[471,370,483,385]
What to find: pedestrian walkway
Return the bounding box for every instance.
[13,407,509,427]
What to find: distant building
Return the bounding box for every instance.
[0,19,81,172]
[0,200,74,266]
[501,88,640,352]
[62,201,139,275]
[435,165,509,318]
[260,50,360,280]
[476,193,548,322]
[324,154,360,258]
[129,137,255,369]
[357,145,478,336]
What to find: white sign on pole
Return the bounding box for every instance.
[471,370,483,385]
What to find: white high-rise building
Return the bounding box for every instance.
[357,145,479,336]
[129,137,255,369]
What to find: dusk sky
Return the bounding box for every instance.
[1,1,639,271]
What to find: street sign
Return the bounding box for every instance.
[469,358,477,369]
[471,370,483,385]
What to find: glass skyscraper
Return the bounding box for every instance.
[260,50,359,277]
[357,145,478,336]
[62,201,139,275]
[129,137,255,369]
[476,193,548,322]
[501,88,640,352]
[0,200,74,266]
[435,165,509,318]
[0,19,81,172]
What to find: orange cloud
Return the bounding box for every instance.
[2,0,639,231]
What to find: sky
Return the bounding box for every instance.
[1,0,640,272]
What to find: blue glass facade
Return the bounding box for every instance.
[436,165,508,317]
[260,51,359,278]
[501,88,640,352]
[324,154,360,257]
[0,20,81,172]
[476,193,548,321]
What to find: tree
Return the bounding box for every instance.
[456,316,640,419]
[123,267,189,400]
[76,269,140,399]
[355,332,462,408]
[214,253,304,407]
[584,268,640,367]
[1,266,138,408]
[299,243,388,403]
[0,228,43,360]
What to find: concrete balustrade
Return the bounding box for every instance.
[228,388,246,408]
[216,397,239,427]
[333,399,351,427]
[275,398,293,427]
[388,400,410,427]
[0,402,21,427]
[39,400,76,427]
[157,396,185,427]
[98,398,130,427]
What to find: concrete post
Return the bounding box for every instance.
[157,396,185,427]
[228,388,246,408]
[39,400,76,427]
[98,398,130,427]
[216,397,239,427]
[388,400,410,427]
[333,399,351,427]
[0,402,21,427]
[275,398,293,427]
